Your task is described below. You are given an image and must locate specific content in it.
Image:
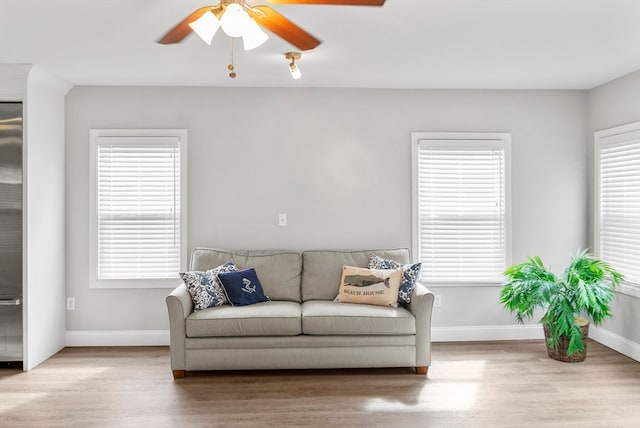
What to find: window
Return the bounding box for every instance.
[411,132,511,284]
[595,122,640,298]
[89,129,187,288]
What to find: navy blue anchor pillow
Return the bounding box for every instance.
[217,268,270,306]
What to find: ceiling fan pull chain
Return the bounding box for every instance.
[228,37,237,78]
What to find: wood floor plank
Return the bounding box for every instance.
[0,340,638,427]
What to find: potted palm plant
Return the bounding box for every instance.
[499,249,623,362]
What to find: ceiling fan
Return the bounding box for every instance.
[158,0,386,51]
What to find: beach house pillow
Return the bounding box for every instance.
[335,266,402,308]
[180,260,239,311]
[217,268,270,307]
[369,254,422,304]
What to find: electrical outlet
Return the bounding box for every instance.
[278,213,287,227]
[433,294,442,308]
[66,297,75,311]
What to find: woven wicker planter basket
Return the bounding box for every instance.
[543,318,589,363]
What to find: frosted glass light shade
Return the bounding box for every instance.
[220,3,250,38]
[188,11,220,45]
[242,18,269,50]
[289,62,301,80]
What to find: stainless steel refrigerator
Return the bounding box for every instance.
[0,102,23,366]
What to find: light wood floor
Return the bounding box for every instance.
[0,340,638,428]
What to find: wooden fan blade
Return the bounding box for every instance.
[248,5,321,51]
[267,0,385,5]
[158,6,217,44]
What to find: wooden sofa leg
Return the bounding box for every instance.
[415,366,429,375]
[172,370,186,379]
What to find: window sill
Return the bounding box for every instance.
[90,277,182,289]
[421,281,502,288]
[618,283,640,299]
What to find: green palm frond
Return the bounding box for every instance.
[500,249,623,356]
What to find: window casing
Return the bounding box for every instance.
[411,132,511,285]
[89,129,187,288]
[595,122,640,298]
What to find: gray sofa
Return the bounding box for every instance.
[166,248,435,378]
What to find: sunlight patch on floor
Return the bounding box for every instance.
[0,366,110,414]
[419,382,481,411]
[0,392,47,414]
[365,382,480,412]
[365,359,487,412]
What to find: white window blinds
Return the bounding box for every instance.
[412,133,511,284]
[90,130,187,288]
[596,125,640,286]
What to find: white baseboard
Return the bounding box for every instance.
[63,326,638,363]
[432,324,543,342]
[65,330,170,347]
[589,326,640,362]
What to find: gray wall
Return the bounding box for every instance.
[65,87,587,334]
[588,70,640,344]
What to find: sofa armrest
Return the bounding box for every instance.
[166,283,193,372]
[407,282,435,367]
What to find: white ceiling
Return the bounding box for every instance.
[1,0,640,89]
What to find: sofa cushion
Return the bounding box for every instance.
[301,300,416,335]
[186,301,302,337]
[189,248,302,302]
[335,266,403,308]
[301,249,411,301]
[218,268,270,307]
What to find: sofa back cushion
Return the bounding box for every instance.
[301,248,411,301]
[190,248,302,302]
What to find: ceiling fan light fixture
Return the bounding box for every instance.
[220,3,251,38]
[285,52,302,80]
[242,18,269,50]
[289,63,301,80]
[188,10,221,45]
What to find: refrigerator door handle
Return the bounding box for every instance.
[0,298,21,306]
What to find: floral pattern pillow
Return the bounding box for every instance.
[180,260,238,311]
[368,254,422,304]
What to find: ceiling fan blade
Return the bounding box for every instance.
[267,0,385,5]
[249,5,321,51]
[158,6,218,44]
